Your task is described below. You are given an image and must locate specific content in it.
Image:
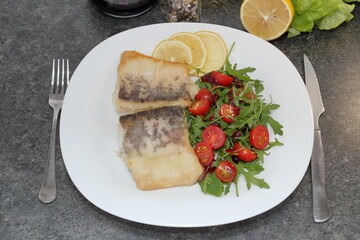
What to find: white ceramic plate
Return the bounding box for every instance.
[60,23,313,227]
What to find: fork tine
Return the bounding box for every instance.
[56,59,61,94]
[66,59,70,86]
[50,59,70,96]
[60,59,65,95]
[50,59,55,95]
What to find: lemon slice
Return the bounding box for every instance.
[170,32,207,75]
[152,39,193,65]
[240,0,294,41]
[194,31,227,74]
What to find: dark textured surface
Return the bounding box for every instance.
[1,0,360,239]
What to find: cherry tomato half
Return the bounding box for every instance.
[227,143,257,162]
[188,99,211,116]
[229,88,256,103]
[213,72,234,86]
[200,71,217,86]
[194,142,214,167]
[236,143,257,162]
[195,89,213,103]
[220,104,240,123]
[216,161,237,183]
[250,125,269,149]
[243,91,256,100]
[202,125,226,149]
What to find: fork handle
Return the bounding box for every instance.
[39,108,61,203]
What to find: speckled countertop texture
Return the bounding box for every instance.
[1,0,360,239]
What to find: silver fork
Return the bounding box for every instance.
[39,59,70,203]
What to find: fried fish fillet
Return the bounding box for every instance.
[118,107,204,191]
[113,51,198,115]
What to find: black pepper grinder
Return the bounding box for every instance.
[91,0,157,18]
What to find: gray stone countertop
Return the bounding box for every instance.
[1,1,360,239]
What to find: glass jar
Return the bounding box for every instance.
[91,0,156,18]
[160,0,202,22]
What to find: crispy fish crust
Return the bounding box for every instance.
[113,51,198,115]
[119,107,204,190]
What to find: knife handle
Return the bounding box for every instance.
[311,130,332,222]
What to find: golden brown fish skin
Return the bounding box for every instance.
[118,106,204,191]
[120,107,185,156]
[113,51,198,114]
[119,74,190,103]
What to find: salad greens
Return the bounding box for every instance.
[185,45,284,197]
[288,0,359,37]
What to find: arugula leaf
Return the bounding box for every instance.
[266,138,284,150]
[258,103,284,136]
[188,116,207,146]
[267,116,284,136]
[195,79,212,91]
[224,183,231,195]
[236,163,270,190]
[225,52,257,81]
[200,173,224,196]
[251,80,264,94]
[244,174,270,190]
[254,149,265,163]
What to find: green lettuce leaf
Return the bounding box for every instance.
[288,0,357,37]
[316,2,355,30]
[293,0,338,20]
[291,13,315,33]
[287,27,301,38]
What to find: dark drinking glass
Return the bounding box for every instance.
[91,0,156,18]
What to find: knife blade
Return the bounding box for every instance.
[304,54,332,223]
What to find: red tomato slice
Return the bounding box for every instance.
[220,104,240,123]
[227,143,257,162]
[212,72,234,86]
[188,99,211,116]
[194,142,214,167]
[200,71,218,85]
[216,161,237,182]
[229,88,256,103]
[243,91,256,100]
[195,89,213,103]
[250,125,269,149]
[236,143,257,162]
[202,125,226,149]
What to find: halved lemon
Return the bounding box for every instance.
[170,32,207,75]
[240,0,294,41]
[152,39,193,64]
[194,30,227,74]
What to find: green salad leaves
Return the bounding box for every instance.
[185,48,284,197]
[288,0,359,37]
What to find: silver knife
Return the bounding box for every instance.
[304,54,332,222]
